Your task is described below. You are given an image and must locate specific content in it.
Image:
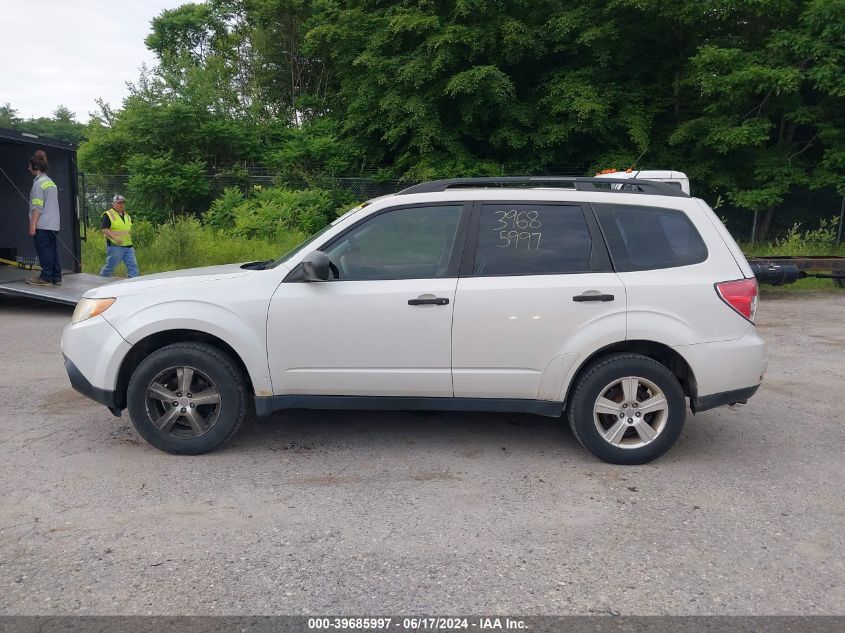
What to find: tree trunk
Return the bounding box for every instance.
[757,208,775,242]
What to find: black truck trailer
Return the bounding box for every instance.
[0,127,105,304]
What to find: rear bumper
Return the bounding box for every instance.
[691,383,760,413]
[673,327,768,398]
[64,355,122,414]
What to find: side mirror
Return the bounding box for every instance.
[300,250,331,282]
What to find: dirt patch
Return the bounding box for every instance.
[412,471,460,482]
[286,474,362,486]
[809,334,845,348]
[38,388,88,414]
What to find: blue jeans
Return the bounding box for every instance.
[34,229,62,283]
[100,244,139,277]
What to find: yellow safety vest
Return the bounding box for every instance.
[103,208,132,246]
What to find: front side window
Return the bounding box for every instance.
[471,204,593,276]
[593,204,708,271]
[323,205,463,280]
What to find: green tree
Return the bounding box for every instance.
[0,103,23,128]
[306,0,681,178]
[670,0,845,239]
[79,0,339,219]
[305,0,843,235]
[126,153,212,222]
[0,103,86,144]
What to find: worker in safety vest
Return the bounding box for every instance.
[99,194,139,278]
[26,152,62,286]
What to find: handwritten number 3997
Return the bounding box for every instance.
[494,210,542,250]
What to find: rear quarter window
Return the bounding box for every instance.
[594,203,708,271]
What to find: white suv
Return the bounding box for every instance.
[62,177,767,464]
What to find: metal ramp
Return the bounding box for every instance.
[0,273,114,305]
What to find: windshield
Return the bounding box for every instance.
[265,201,374,269]
[266,222,337,269]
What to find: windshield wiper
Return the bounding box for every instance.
[240,259,273,270]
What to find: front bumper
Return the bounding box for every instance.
[64,355,122,414]
[61,314,131,415]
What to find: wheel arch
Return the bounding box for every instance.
[113,329,255,410]
[563,340,698,407]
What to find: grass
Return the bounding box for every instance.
[82,216,307,276]
[760,277,841,291]
[739,217,844,291]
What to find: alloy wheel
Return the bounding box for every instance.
[144,365,222,439]
[593,376,669,449]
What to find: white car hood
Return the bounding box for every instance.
[85,263,256,298]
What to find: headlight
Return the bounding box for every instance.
[71,297,116,324]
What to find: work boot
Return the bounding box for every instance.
[25,277,52,286]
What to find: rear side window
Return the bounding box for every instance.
[594,204,707,271]
[472,204,592,275]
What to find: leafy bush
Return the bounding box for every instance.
[231,187,338,238]
[148,216,202,269]
[203,187,246,230]
[776,217,840,254]
[82,214,308,275]
[131,218,156,249]
[743,216,843,257]
[126,153,212,223]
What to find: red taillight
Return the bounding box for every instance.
[716,278,759,322]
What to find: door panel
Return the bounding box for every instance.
[452,274,626,399]
[268,279,457,396]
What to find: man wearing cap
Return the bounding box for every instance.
[99,195,139,278]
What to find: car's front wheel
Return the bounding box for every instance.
[126,342,248,454]
[567,353,686,465]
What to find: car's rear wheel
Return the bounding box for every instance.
[126,342,248,454]
[567,353,686,465]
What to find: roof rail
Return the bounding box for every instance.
[396,176,689,197]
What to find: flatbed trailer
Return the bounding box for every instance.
[0,269,110,305]
[748,256,845,287]
[0,127,108,305]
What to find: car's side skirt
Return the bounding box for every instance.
[254,395,565,418]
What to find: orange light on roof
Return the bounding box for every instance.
[626,168,633,173]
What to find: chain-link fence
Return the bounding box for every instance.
[79,172,844,245]
[78,172,410,228]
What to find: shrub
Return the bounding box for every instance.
[131,218,156,249]
[775,217,840,254]
[203,187,246,230]
[743,216,842,257]
[82,185,355,275]
[126,153,211,222]
[83,214,310,275]
[147,216,202,269]
[231,187,338,238]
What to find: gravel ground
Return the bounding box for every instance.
[0,291,843,615]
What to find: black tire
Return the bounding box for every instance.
[566,353,686,465]
[126,342,248,455]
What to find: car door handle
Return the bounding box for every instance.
[573,293,615,302]
[408,297,450,306]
